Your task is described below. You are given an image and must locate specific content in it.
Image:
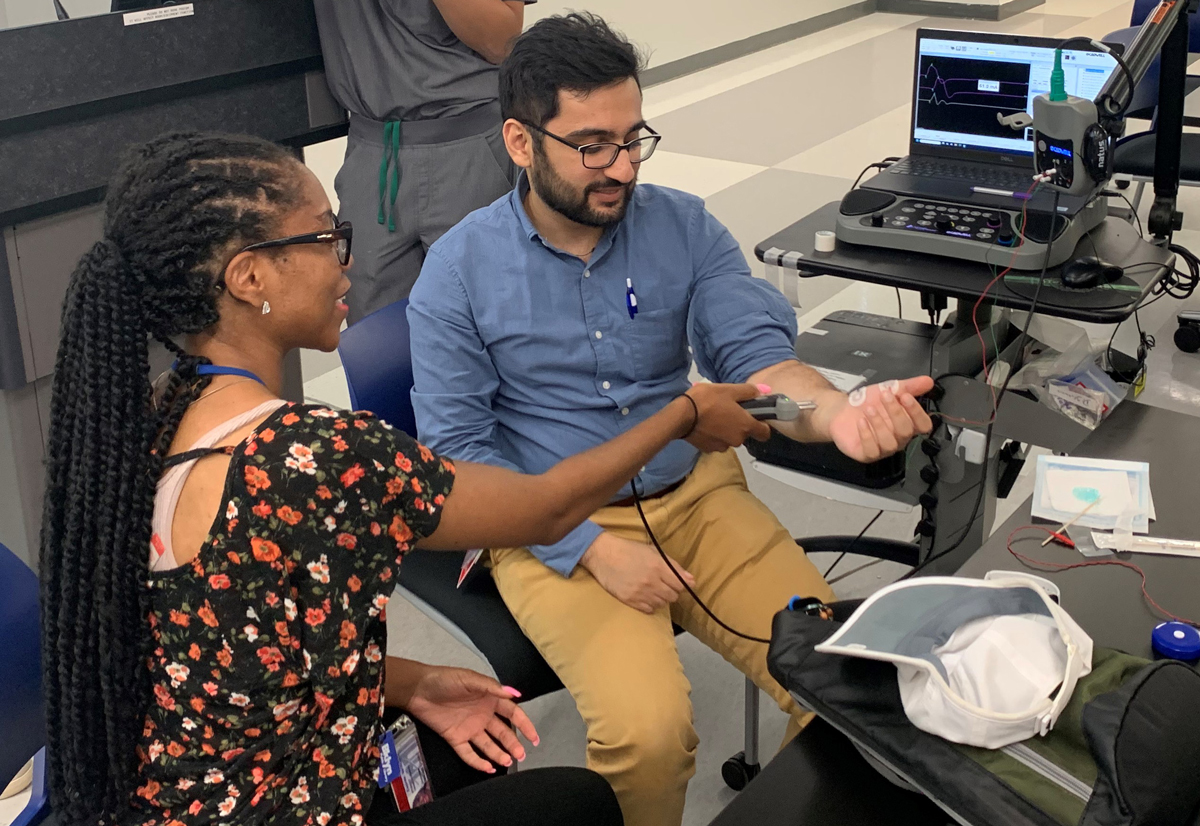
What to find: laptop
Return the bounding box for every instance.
[866,29,1121,215]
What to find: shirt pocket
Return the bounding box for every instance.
[627,306,691,382]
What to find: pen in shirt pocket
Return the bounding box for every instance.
[626,278,638,320]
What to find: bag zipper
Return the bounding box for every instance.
[791,693,978,826]
[1001,742,1092,801]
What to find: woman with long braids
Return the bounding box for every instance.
[39,132,770,826]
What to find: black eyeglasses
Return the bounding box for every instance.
[241,220,354,266]
[521,122,661,170]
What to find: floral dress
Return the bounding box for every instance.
[126,404,456,826]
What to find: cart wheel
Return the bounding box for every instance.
[721,751,761,791]
[1176,323,1200,354]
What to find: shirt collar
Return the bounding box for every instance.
[510,171,541,242]
[508,170,629,262]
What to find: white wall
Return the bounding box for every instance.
[526,0,865,69]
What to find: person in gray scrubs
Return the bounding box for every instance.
[314,0,533,323]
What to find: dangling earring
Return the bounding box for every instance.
[261,301,271,315]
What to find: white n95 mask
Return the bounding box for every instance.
[816,571,1093,749]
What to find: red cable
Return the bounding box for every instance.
[1006,525,1199,627]
[943,181,1040,428]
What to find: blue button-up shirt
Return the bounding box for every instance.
[408,176,798,575]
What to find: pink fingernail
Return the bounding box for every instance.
[503,686,522,698]
[756,384,772,394]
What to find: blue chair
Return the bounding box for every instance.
[339,299,561,698]
[0,542,50,826]
[339,298,919,790]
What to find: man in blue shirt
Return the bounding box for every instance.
[409,14,933,826]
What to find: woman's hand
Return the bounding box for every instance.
[403,665,539,774]
[681,383,773,452]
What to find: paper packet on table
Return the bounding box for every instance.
[1031,455,1154,534]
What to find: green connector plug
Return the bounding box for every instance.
[1049,47,1066,101]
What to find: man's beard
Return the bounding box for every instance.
[529,145,635,228]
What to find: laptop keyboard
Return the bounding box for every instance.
[889,158,1033,191]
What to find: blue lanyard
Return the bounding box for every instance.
[194,364,267,386]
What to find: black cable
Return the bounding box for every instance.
[1103,189,1145,238]
[822,509,884,579]
[632,489,770,644]
[896,288,904,320]
[903,189,1062,579]
[630,490,888,643]
[851,157,902,191]
[1058,37,1136,118]
[1162,244,1199,299]
[1106,307,1156,384]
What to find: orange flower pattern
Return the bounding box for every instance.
[130,405,454,826]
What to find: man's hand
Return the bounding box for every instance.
[818,377,935,463]
[580,531,696,614]
[403,664,540,774]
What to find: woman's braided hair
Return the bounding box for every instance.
[39,132,303,825]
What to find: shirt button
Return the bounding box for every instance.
[602,381,611,390]
[595,331,603,339]
[621,408,630,416]
[584,269,591,278]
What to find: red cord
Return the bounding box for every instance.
[1006,525,1199,627]
[943,182,1040,428]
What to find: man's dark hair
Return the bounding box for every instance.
[500,13,645,129]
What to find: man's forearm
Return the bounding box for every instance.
[748,359,845,443]
[432,0,525,64]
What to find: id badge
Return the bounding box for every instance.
[377,714,434,811]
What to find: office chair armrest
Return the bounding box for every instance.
[795,536,920,567]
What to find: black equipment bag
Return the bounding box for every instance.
[767,606,1200,826]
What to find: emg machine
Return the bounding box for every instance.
[753,0,1197,572]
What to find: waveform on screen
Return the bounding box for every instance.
[917,63,1027,110]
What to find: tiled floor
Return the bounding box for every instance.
[6,3,1190,826]
[288,2,1200,823]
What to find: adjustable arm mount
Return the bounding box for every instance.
[1029,0,1198,239]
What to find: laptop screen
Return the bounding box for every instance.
[912,32,1119,158]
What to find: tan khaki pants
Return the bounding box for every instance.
[490,450,834,826]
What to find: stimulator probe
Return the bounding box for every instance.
[738,394,813,421]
